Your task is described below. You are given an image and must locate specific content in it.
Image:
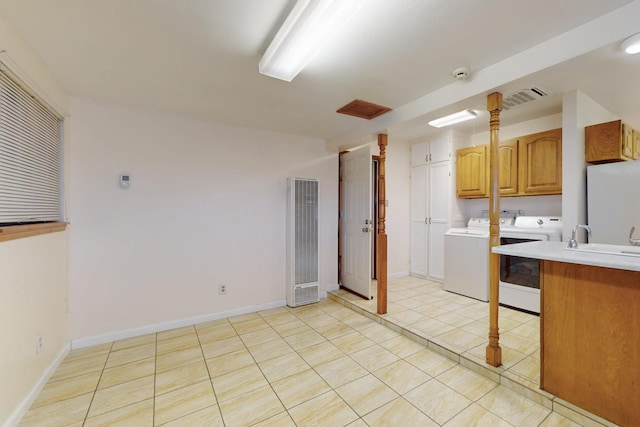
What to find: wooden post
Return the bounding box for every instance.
[377,134,388,315]
[486,92,503,367]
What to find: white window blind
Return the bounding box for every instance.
[0,68,62,224]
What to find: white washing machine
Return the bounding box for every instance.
[444,218,494,301]
[444,216,515,301]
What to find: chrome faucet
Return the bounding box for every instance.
[630,227,640,246]
[568,224,592,249]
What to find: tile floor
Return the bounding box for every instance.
[330,276,544,390]
[19,277,605,426]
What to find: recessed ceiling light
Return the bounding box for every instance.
[621,33,640,54]
[428,109,477,128]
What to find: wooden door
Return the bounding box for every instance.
[498,139,518,195]
[518,128,562,195]
[622,122,634,159]
[456,146,487,198]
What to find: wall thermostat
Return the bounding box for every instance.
[119,174,130,189]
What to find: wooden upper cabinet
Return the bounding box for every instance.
[623,123,634,159]
[456,145,487,198]
[585,119,634,163]
[517,128,562,195]
[498,139,518,195]
[633,129,640,160]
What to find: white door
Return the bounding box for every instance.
[410,137,451,281]
[428,160,450,281]
[410,163,428,277]
[342,145,372,298]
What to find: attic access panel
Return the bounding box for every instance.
[337,99,391,120]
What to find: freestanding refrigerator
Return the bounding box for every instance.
[587,161,640,245]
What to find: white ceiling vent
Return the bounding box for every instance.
[503,87,550,110]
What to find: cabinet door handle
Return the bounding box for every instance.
[425,218,428,224]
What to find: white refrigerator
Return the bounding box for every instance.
[587,161,640,245]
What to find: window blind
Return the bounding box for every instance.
[0,68,62,224]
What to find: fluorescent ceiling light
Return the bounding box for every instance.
[428,109,477,128]
[621,33,640,54]
[259,0,365,82]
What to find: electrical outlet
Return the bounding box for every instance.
[218,283,227,295]
[36,333,43,355]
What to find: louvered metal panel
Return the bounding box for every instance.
[286,177,319,307]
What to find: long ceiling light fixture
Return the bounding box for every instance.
[428,109,477,128]
[259,0,366,82]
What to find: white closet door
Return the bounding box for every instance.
[410,164,428,277]
[411,141,429,166]
[429,135,450,162]
[428,160,450,281]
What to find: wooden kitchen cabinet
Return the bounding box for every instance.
[455,145,487,198]
[517,128,562,195]
[498,139,518,195]
[633,129,640,160]
[456,128,562,198]
[585,119,634,163]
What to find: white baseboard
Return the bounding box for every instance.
[71,299,287,349]
[324,283,340,293]
[388,271,409,279]
[4,343,71,427]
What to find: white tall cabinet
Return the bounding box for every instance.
[410,132,467,281]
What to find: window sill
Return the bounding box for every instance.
[0,222,68,243]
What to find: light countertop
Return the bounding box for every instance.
[492,241,640,272]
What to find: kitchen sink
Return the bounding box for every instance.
[564,243,640,257]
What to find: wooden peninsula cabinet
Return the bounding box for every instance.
[542,261,640,426]
[585,119,634,163]
[494,241,640,426]
[455,128,562,198]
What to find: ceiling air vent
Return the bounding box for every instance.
[503,87,550,110]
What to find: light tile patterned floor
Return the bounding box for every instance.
[20,277,591,426]
[330,277,544,386]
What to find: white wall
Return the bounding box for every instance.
[561,91,617,240]
[463,113,564,219]
[0,233,69,426]
[0,14,71,427]
[67,98,338,343]
[380,138,411,276]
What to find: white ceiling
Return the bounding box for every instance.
[0,0,639,150]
